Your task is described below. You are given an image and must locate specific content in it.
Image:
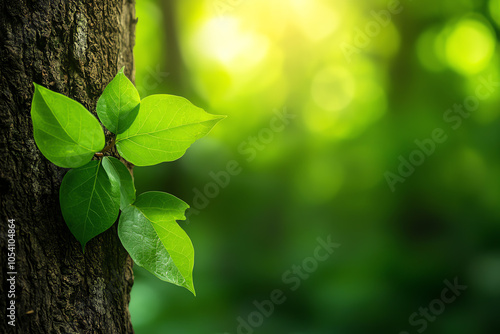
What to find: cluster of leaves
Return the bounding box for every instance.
[30,68,224,294]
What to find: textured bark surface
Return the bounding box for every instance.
[0,0,137,332]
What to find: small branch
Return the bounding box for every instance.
[101,137,116,153]
[95,137,115,158]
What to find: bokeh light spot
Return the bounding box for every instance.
[416,27,446,72]
[490,0,500,27]
[311,66,355,112]
[444,17,495,75]
[294,157,343,205]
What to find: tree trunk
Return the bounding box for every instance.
[0,0,137,332]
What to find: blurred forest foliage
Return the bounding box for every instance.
[130,0,500,333]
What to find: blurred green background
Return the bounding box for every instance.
[129,0,500,333]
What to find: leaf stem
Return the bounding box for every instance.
[95,137,115,157]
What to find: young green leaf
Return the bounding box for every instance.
[60,160,120,251]
[31,83,105,168]
[115,95,225,166]
[96,67,140,134]
[118,191,195,294]
[101,156,136,210]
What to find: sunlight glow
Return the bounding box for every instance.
[192,17,269,70]
[290,0,340,41]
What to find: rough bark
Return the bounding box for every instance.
[0,0,137,333]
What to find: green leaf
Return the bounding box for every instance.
[118,191,195,294]
[115,95,225,166]
[101,156,136,210]
[60,160,121,251]
[96,67,140,134]
[31,83,105,168]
